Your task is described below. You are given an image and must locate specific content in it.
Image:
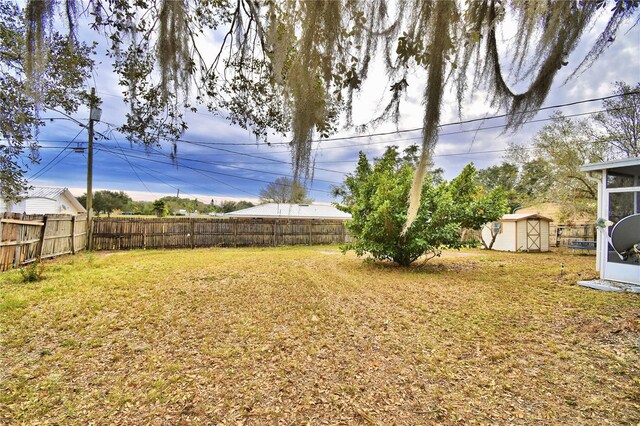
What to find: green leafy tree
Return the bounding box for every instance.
[234,200,255,211]
[259,177,311,204]
[593,81,640,157]
[156,196,210,214]
[152,199,169,217]
[123,200,153,215]
[503,111,611,219]
[476,162,520,212]
[514,158,555,201]
[218,200,255,213]
[336,148,507,266]
[476,162,518,193]
[0,1,93,203]
[78,190,132,217]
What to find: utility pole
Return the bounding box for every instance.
[86,88,101,250]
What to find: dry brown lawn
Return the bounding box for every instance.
[0,247,638,425]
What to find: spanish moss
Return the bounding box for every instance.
[19,0,640,230]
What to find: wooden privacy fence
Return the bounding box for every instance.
[550,224,596,248]
[0,213,87,271]
[92,217,351,250]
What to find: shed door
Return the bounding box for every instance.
[526,220,541,251]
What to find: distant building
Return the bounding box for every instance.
[481,213,553,252]
[0,187,86,215]
[226,203,352,220]
[176,209,199,217]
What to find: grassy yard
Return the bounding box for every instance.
[0,247,638,424]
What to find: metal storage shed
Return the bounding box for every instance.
[481,213,552,252]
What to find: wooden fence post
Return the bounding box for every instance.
[234,220,238,248]
[13,214,24,267]
[37,215,49,261]
[273,221,277,246]
[190,218,195,249]
[70,215,76,254]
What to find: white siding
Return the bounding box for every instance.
[1,199,26,214]
[0,188,84,215]
[516,221,527,252]
[540,220,550,251]
[24,198,57,215]
[55,196,77,214]
[483,217,552,252]
[486,221,517,251]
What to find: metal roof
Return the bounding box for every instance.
[226,203,351,219]
[24,187,86,212]
[25,187,68,199]
[501,213,553,222]
[580,156,640,172]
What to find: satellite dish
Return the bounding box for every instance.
[610,213,640,261]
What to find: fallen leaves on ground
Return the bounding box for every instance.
[0,247,638,425]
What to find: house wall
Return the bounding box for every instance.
[0,199,26,214]
[3,195,82,215]
[24,198,58,215]
[55,195,81,214]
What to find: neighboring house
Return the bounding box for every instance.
[0,187,86,215]
[579,157,640,287]
[481,213,552,252]
[226,203,352,220]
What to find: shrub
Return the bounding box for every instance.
[335,147,508,266]
[20,262,45,282]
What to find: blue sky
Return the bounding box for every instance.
[23,8,640,204]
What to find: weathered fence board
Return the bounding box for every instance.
[92,217,351,251]
[0,213,87,271]
[550,224,596,247]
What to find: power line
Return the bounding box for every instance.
[143,147,263,198]
[98,149,210,200]
[18,103,627,177]
[110,142,344,185]
[29,102,622,177]
[309,106,632,152]
[160,90,640,147]
[29,128,85,181]
[111,132,153,194]
[96,88,639,145]
[29,149,75,183]
[96,146,334,195]
[97,147,270,198]
[16,90,638,190]
[8,93,635,164]
[303,90,640,144]
[172,104,630,159]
